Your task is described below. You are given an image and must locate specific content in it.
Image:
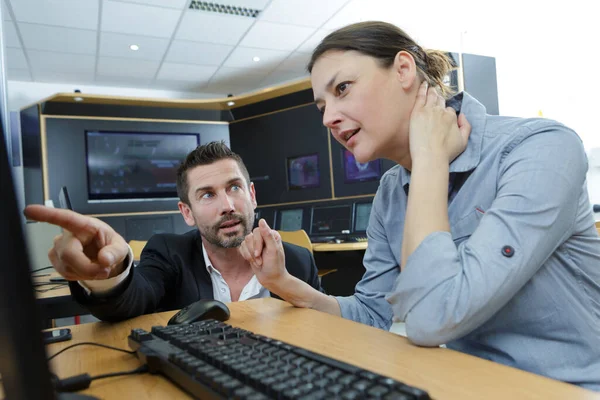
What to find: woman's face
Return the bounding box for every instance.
[311,50,418,165]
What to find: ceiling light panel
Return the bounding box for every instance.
[20,24,97,55]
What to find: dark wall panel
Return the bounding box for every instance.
[462,53,499,115]
[230,104,331,205]
[45,117,228,214]
[20,105,44,206]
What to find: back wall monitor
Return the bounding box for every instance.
[310,204,352,236]
[86,131,199,200]
[354,202,373,233]
[343,149,381,183]
[287,153,320,190]
[277,208,304,231]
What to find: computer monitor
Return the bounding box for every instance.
[342,150,381,184]
[277,209,303,231]
[354,202,373,233]
[286,153,320,190]
[0,109,57,398]
[310,204,352,236]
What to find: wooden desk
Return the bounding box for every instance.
[42,298,599,400]
[312,242,367,252]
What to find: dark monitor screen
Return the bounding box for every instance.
[310,204,352,236]
[278,209,303,231]
[287,153,320,190]
[85,131,199,200]
[354,202,373,232]
[343,150,381,183]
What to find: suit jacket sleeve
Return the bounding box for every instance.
[68,234,180,322]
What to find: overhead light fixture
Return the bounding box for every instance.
[227,101,235,106]
[252,56,260,62]
[129,44,140,51]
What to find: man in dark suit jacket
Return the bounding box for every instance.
[25,141,322,322]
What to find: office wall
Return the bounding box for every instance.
[44,117,229,215]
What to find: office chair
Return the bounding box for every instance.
[129,240,147,263]
[58,186,73,210]
[277,229,337,278]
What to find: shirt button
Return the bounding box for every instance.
[220,288,226,293]
[501,245,515,258]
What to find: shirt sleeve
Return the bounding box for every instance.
[335,177,399,330]
[386,125,587,346]
[78,245,134,296]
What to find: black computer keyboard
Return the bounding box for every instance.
[129,319,430,400]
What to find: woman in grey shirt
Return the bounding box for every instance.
[240,21,600,391]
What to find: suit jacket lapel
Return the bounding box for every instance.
[194,231,215,300]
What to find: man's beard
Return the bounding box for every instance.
[200,212,253,248]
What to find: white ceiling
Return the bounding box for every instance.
[1,0,595,97]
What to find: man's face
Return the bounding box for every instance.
[178,159,256,248]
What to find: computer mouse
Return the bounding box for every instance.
[167,299,230,325]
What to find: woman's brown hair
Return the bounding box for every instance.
[308,21,456,98]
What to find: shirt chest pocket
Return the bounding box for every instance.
[450,209,484,245]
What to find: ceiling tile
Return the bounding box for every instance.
[3,20,21,48]
[7,68,32,81]
[150,80,209,92]
[28,50,96,74]
[157,62,218,82]
[276,52,311,73]
[6,47,27,69]
[34,70,95,84]
[94,75,153,88]
[2,0,11,20]
[296,29,331,54]
[209,66,267,87]
[101,0,181,38]
[111,0,188,9]
[100,32,170,61]
[11,0,99,30]
[176,10,254,45]
[260,70,308,88]
[223,46,288,70]
[166,41,233,66]
[97,56,160,78]
[20,23,96,55]
[239,21,314,51]
[260,0,348,28]
[322,0,391,31]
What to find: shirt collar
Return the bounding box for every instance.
[201,242,220,276]
[399,91,487,189]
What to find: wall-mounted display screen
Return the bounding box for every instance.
[354,202,373,232]
[343,150,381,183]
[310,204,352,236]
[287,153,320,190]
[278,208,304,231]
[86,131,199,200]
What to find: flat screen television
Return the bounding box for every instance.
[278,208,303,231]
[343,149,381,183]
[310,204,352,236]
[85,131,199,200]
[287,153,320,190]
[354,202,373,233]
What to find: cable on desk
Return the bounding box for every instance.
[33,283,68,293]
[47,342,136,361]
[52,364,149,393]
[30,266,56,273]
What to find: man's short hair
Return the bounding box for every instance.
[176,141,250,205]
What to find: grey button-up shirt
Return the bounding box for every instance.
[335,92,600,391]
